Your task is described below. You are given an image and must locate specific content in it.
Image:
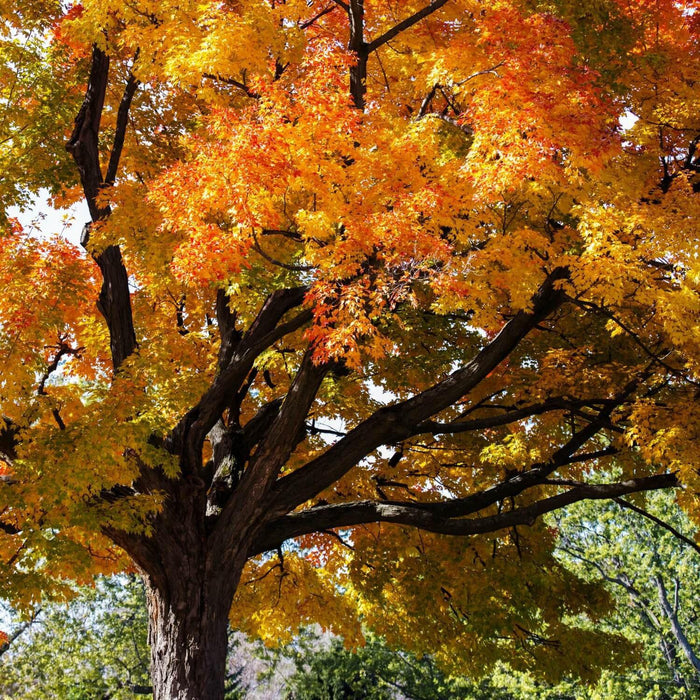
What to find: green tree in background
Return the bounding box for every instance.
[279,635,580,700]
[0,576,151,699]
[0,575,248,700]
[553,491,700,699]
[279,633,472,700]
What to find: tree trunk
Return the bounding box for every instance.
[138,485,247,700]
[144,572,235,700]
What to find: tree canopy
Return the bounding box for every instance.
[0,0,698,697]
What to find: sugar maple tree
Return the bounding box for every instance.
[1,0,699,697]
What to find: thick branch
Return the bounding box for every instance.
[105,70,140,186]
[253,474,678,554]
[215,288,241,371]
[244,287,309,348]
[413,406,625,520]
[246,351,329,486]
[205,420,246,514]
[67,46,138,370]
[66,45,109,221]
[241,398,284,449]
[414,397,614,436]
[269,268,568,514]
[204,397,286,512]
[211,351,331,549]
[94,245,138,370]
[366,0,450,53]
[348,0,367,109]
[166,287,310,472]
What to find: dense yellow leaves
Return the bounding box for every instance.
[341,523,627,679]
[231,550,363,647]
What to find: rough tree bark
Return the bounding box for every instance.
[146,579,232,699]
[143,544,243,700]
[107,475,251,700]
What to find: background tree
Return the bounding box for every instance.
[5,509,700,700]
[0,576,247,699]
[0,576,152,699]
[281,633,478,700]
[554,490,700,699]
[0,0,698,698]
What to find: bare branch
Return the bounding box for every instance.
[413,397,614,436]
[0,608,41,658]
[165,287,310,473]
[614,497,700,557]
[300,4,340,29]
[202,73,259,99]
[66,45,109,221]
[654,573,700,672]
[66,46,138,370]
[210,351,332,561]
[105,67,140,186]
[348,0,367,109]
[419,112,473,136]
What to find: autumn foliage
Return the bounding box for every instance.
[0,0,699,697]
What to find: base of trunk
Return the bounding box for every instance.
[145,576,232,700]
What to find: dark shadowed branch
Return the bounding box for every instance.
[165,286,311,474]
[366,0,451,53]
[66,45,138,371]
[413,396,616,436]
[105,66,140,186]
[202,73,260,99]
[614,497,700,557]
[252,473,678,554]
[66,45,110,221]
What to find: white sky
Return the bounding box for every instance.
[8,189,88,247]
